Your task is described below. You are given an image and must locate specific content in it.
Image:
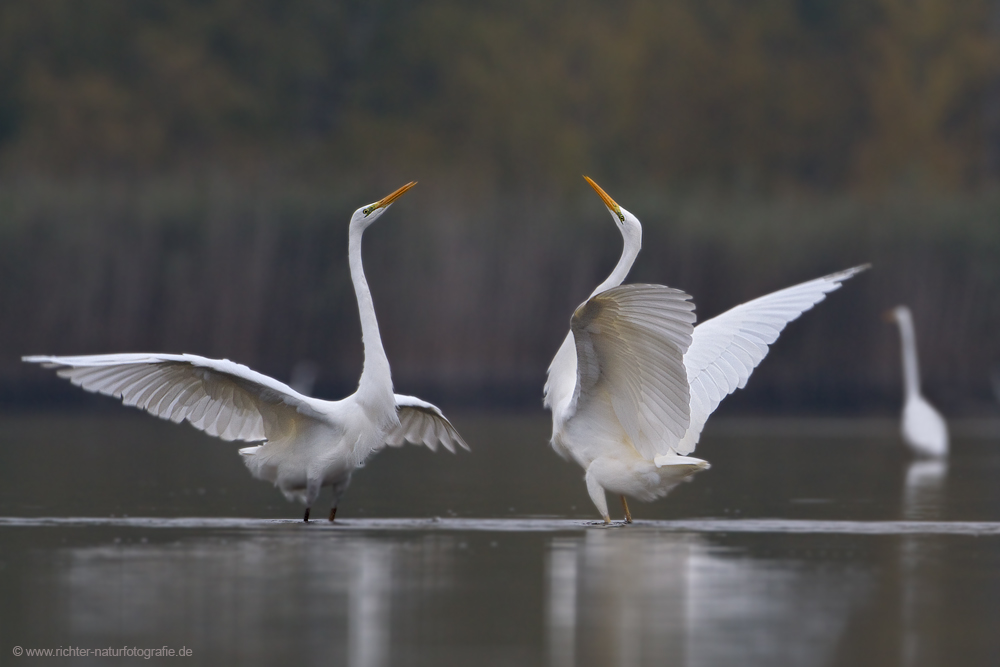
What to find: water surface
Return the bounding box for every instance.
[1,412,999,666]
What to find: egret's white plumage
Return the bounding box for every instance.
[885,305,948,458]
[24,182,468,521]
[545,177,868,522]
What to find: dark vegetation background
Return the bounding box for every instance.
[2,0,999,414]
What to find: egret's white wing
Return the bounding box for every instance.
[676,265,869,454]
[22,353,322,442]
[569,284,696,460]
[384,394,470,453]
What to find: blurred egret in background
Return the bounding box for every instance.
[24,182,469,522]
[289,360,320,396]
[544,177,868,523]
[885,306,949,458]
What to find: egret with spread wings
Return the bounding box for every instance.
[24,182,468,522]
[544,177,868,523]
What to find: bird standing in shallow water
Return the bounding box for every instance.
[24,182,469,522]
[544,177,868,523]
[884,305,948,458]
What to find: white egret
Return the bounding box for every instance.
[24,182,469,522]
[885,305,948,457]
[544,176,868,523]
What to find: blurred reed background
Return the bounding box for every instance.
[2,0,999,414]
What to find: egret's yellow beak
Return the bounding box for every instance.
[584,176,623,220]
[375,181,417,210]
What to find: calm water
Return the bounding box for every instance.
[1,411,1000,666]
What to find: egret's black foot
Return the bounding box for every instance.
[303,507,311,523]
[329,507,337,522]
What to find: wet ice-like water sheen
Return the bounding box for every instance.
[1,413,1000,666]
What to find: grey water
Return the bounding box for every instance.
[1,412,1000,666]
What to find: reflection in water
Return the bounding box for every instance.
[901,459,947,666]
[546,539,578,667]
[686,548,870,667]
[545,531,871,667]
[902,459,947,521]
[546,532,690,666]
[13,517,996,665]
[6,413,1000,665]
[36,527,877,666]
[44,534,440,665]
[349,542,393,667]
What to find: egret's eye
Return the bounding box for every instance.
[617,212,625,223]
[363,207,372,216]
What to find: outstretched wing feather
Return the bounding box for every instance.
[23,353,318,442]
[384,394,469,454]
[677,265,869,454]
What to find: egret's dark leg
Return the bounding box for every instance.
[329,476,351,524]
[620,495,632,524]
[303,480,322,524]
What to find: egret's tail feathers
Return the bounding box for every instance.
[238,445,263,458]
[653,453,711,469]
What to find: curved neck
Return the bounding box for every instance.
[896,316,921,399]
[589,234,640,298]
[349,225,394,415]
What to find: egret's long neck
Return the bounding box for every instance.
[896,315,922,399]
[589,232,640,298]
[349,225,395,417]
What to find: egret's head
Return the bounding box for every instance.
[351,181,417,231]
[584,176,642,248]
[883,305,911,324]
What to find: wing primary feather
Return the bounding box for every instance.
[677,264,868,454]
[23,354,307,444]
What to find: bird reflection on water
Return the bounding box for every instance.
[32,534,433,666]
[15,525,882,667]
[899,458,947,667]
[902,459,947,522]
[348,542,394,667]
[544,531,870,667]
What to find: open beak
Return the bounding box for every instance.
[583,176,623,218]
[375,181,417,210]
